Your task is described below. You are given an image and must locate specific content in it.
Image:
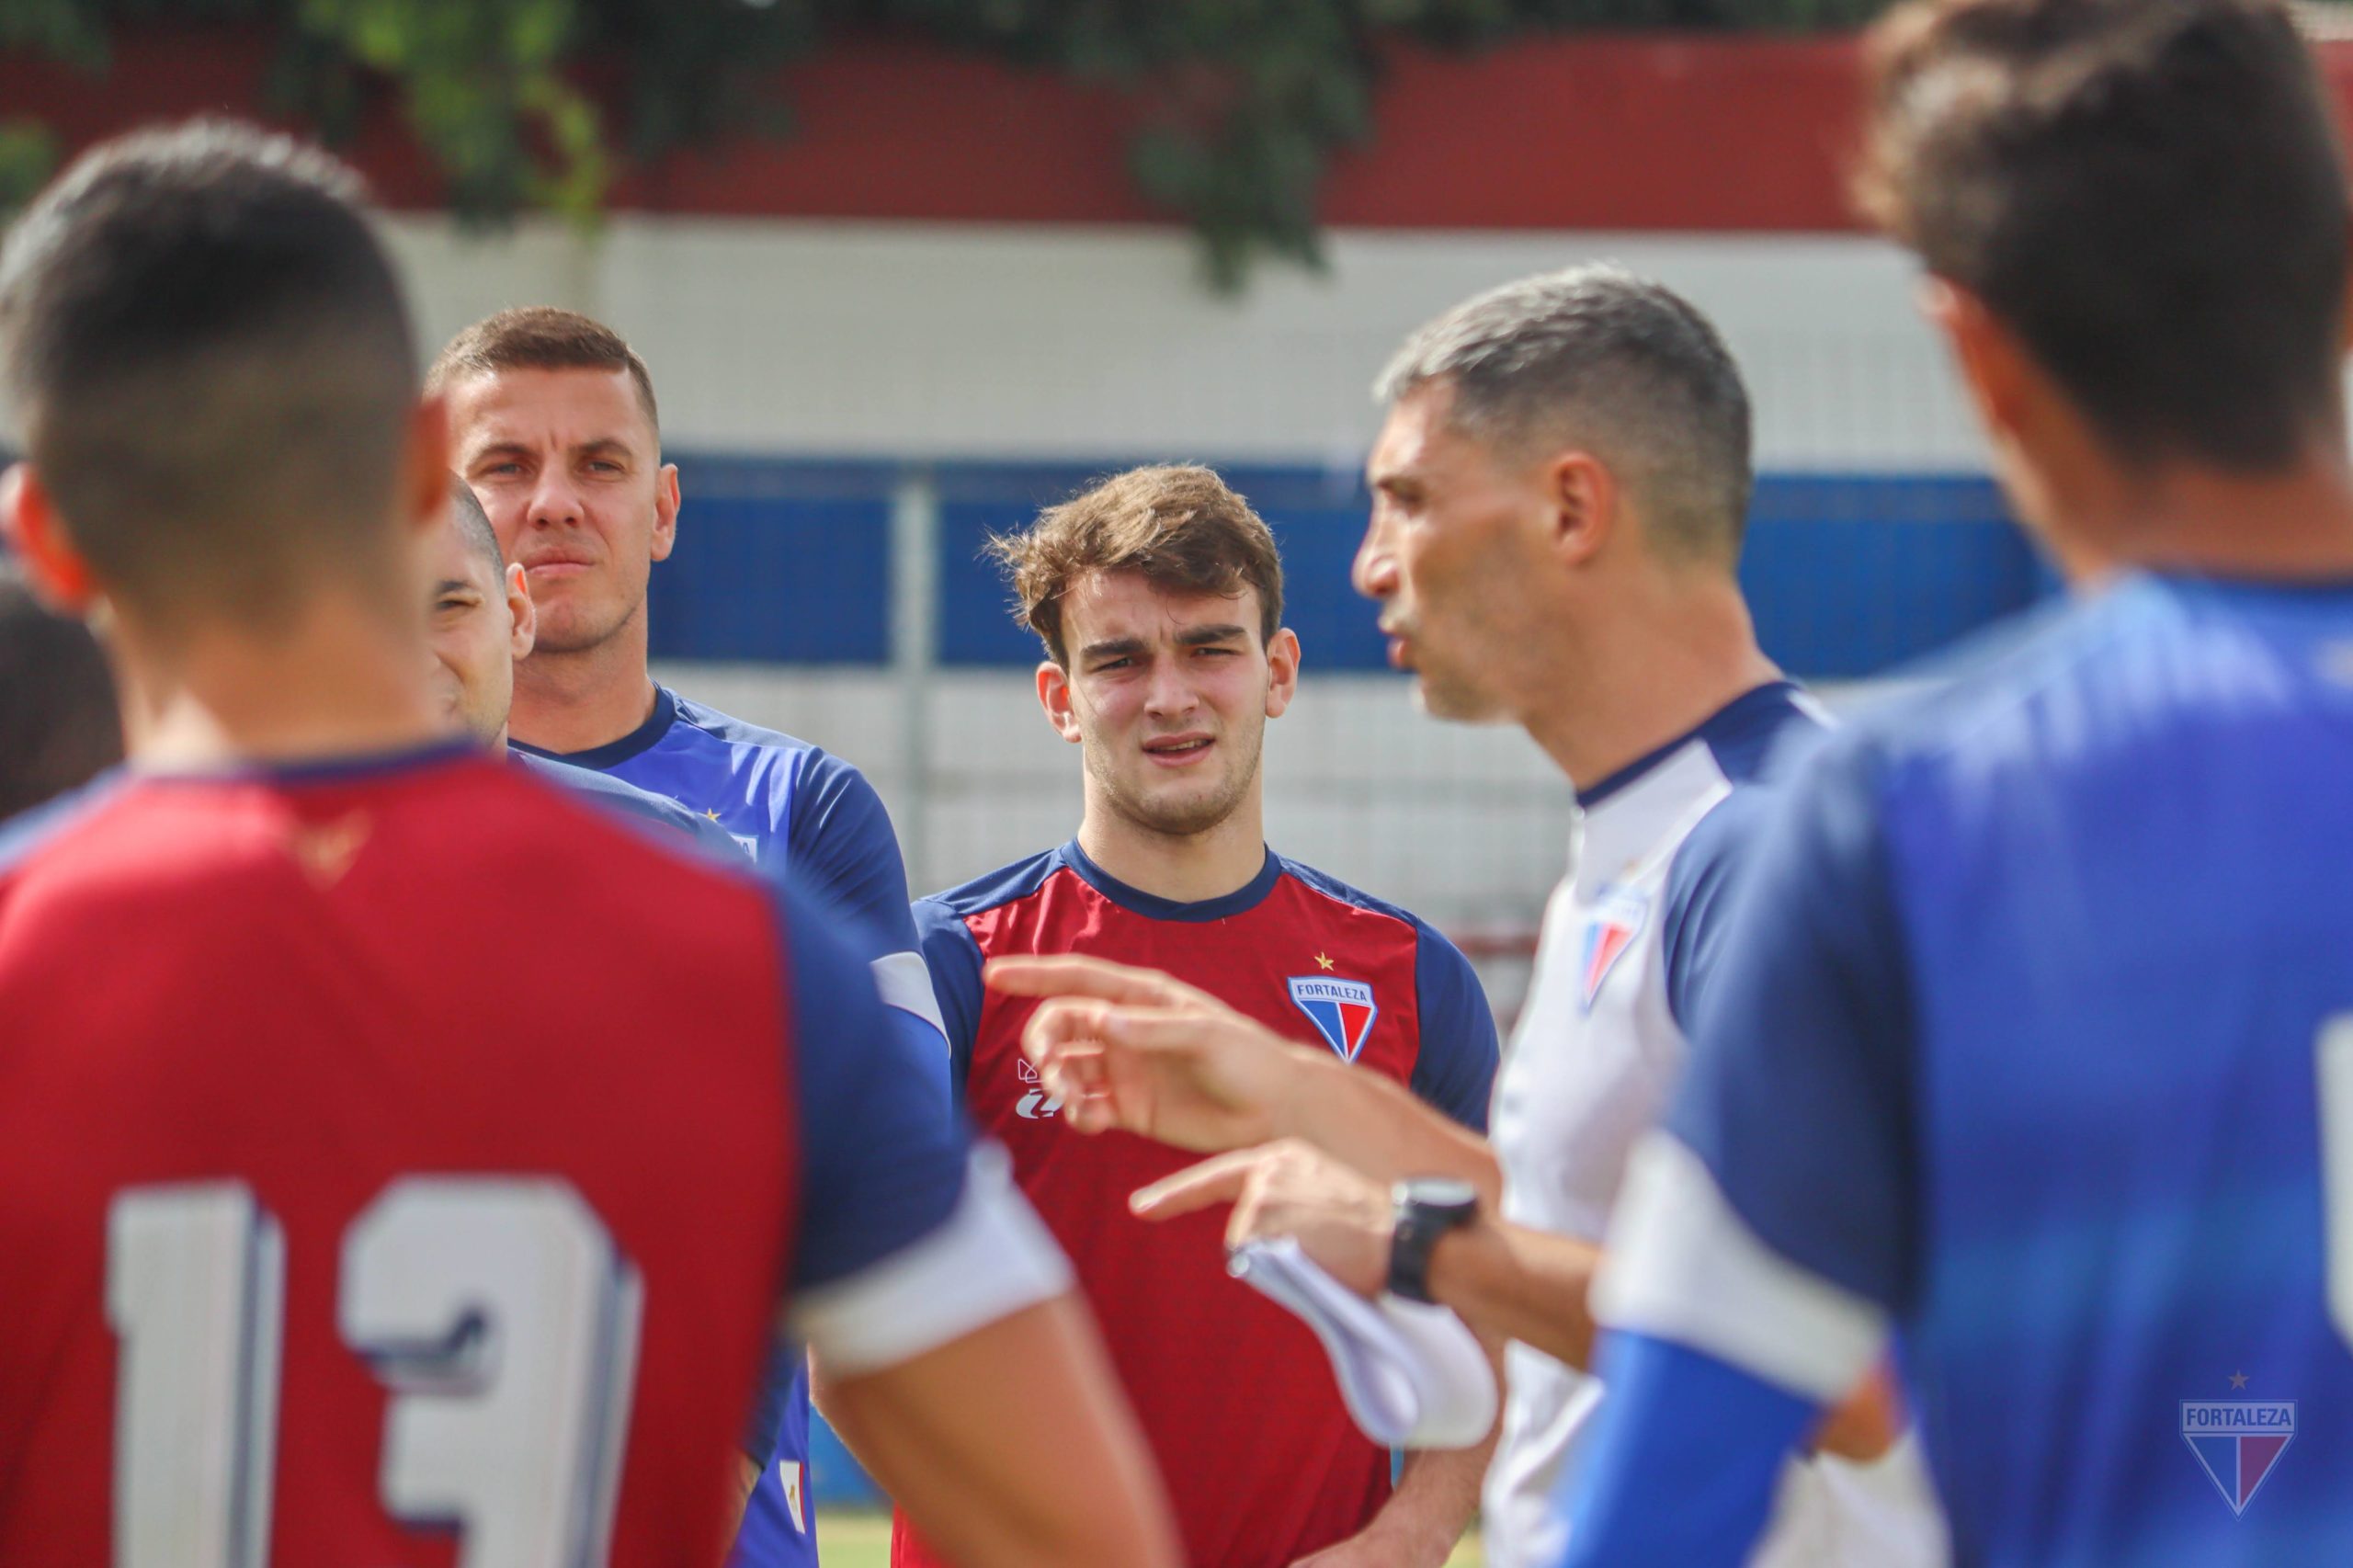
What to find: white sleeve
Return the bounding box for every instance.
[871,949,948,1037]
[789,1143,1073,1377]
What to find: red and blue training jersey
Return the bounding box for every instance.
[0,744,974,1567]
[893,840,1499,1568]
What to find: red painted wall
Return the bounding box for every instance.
[4,28,2348,232]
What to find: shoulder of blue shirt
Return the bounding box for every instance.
[515,687,923,958]
[911,842,1499,1131]
[1654,685,1836,1031]
[662,689,923,957]
[513,749,745,861]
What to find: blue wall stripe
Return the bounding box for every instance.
[652,457,2041,676]
[652,459,894,664]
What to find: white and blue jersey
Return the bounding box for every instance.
[1484,681,1943,1568]
[515,684,946,1567]
[1569,575,2353,1567]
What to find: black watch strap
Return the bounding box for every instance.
[1387,1178,1479,1303]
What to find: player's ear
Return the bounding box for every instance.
[399,396,451,544]
[1544,449,1614,569]
[505,561,536,660]
[1,463,98,614]
[1037,660,1083,744]
[1263,627,1301,720]
[650,462,680,563]
[1921,277,2039,453]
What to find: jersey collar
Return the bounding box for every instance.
[509,685,680,770]
[1575,680,1803,812]
[1062,838,1285,923]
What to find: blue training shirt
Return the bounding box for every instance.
[515,684,947,1568]
[513,749,744,861]
[1565,574,2353,1567]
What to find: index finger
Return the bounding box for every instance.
[986,953,1222,1010]
[1129,1147,1270,1220]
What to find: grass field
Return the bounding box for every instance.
[813,1510,1486,1566]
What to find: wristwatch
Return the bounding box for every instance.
[1387,1176,1480,1303]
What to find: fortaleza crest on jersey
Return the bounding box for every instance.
[1288,975,1379,1062]
[1579,888,1651,1011]
[2181,1400,2296,1515]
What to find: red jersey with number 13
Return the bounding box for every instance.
[0,746,972,1567]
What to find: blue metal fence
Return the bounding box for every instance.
[658,457,2044,678]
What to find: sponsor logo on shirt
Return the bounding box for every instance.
[694,804,759,860]
[1014,1055,1065,1120]
[2182,1388,2295,1516]
[1288,974,1378,1062]
[1578,887,1650,1012]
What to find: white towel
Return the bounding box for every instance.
[1227,1236,1497,1449]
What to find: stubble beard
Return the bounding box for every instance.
[1088,722,1266,842]
[527,590,641,658]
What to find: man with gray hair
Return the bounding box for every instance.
[988,265,1947,1566]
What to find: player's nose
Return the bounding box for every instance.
[1351,517,1398,601]
[1142,655,1199,718]
[527,469,585,529]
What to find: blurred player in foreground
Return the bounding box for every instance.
[427,476,739,856]
[0,563,119,822]
[994,271,1946,1567]
[0,120,1178,1568]
[1561,1,2353,1562]
[430,307,946,1562]
[894,465,1499,1568]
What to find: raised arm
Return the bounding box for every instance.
[991,954,1504,1203]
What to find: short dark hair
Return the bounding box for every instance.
[0,119,418,632]
[1859,0,2350,470]
[991,465,1286,666]
[1377,267,1755,563]
[448,477,501,573]
[0,567,121,824]
[426,306,660,436]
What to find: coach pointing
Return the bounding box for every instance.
[995,267,1949,1568]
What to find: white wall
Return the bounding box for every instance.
[385,216,1985,470]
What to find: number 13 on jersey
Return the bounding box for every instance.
[107,1177,643,1568]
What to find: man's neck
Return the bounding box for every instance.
[1075,790,1267,906]
[1518,571,1783,797]
[116,593,446,769]
[507,634,661,756]
[2050,444,2353,585]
